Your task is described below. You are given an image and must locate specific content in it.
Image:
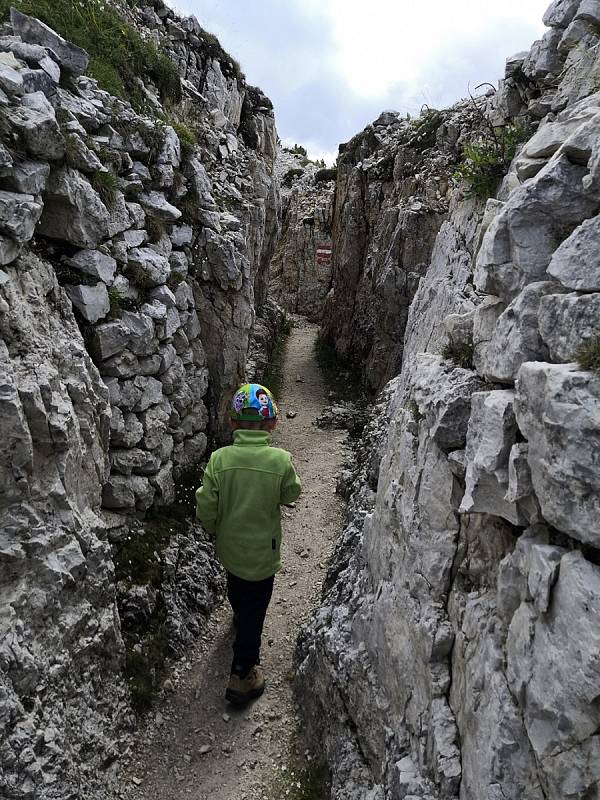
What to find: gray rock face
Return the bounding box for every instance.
[0,2,280,797]
[539,290,600,360]
[319,104,477,390]
[269,152,335,320]
[547,213,600,289]
[515,362,600,546]
[0,254,132,799]
[297,8,600,799]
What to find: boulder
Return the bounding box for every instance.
[0,63,23,95]
[10,9,89,76]
[5,91,64,160]
[412,355,484,451]
[137,191,182,222]
[0,235,21,265]
[127,247,171,287]
[515,362,600,546]
[543,0,582,28]
[67,249,117,284]
[65,282,110,323]
[3,160,50,194]
[547,214,600,290]
[474,155,599,301]
[539,291,600,361]
[0,190,43,243]
[478,282,558,382]
[38,167,110,247]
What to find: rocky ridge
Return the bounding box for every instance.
[0,1,279,797]
[296,3,600,799]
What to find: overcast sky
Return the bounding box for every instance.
[168,0,550,164]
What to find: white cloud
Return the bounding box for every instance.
[291,0,549,100]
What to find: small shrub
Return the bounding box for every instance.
[166,271,185,291]
[314,167,337,184]
[441,340,474,370]
[145,215,166,244]
[171,121,197,158]
[54,106,71,126]
[91,169,119,208]
[576,337,600,374]
[454,120,531,199]
[284,143,307,157]
[107,285,124,318]
[412,109,443,146]
[283,168,304,187]
[126,262,155,289]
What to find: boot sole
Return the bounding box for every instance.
[225,684,265,707]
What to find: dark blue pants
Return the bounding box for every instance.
[226,572,274,677]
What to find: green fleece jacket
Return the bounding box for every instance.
[195,429,302,581]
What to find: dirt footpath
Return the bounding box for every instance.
[117,318,347,800]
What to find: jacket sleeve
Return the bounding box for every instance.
[195,457,219,535]
[280,456,302,505]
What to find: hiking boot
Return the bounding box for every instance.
[225,666,265,706]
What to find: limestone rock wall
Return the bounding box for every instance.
[297,4,600,799]
[0,2,279,797]
[269,151,335,320]
[320,108,482,391]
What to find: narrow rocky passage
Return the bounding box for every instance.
[118,319,347,800]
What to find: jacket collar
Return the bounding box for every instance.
[232,429,272,447]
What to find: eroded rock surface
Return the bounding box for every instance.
[297,3,600,798]
[0,2,279,797]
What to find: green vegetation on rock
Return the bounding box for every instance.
[454,119,531,199]
[576,336,600,374]
[441,340,475,370]
[0,0,182,108]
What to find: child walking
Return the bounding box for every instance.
[195,383,302,706]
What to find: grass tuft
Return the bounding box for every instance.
[91,169,119,208]
[441,341,474,370]
[0,0,182,109]
[576,337,600,374]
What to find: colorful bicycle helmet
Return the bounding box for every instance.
[230,383,279,421]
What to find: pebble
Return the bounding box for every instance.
[222,713,230,723]
[198,744,212,755]
[131,777,142,786]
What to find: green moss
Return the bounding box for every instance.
[576,336,600,374]
[0,0,182,109]
[107,285,124,319]
[91,169,119,208]
[441,340,475,370]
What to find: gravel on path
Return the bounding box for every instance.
[117,317,347,800]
